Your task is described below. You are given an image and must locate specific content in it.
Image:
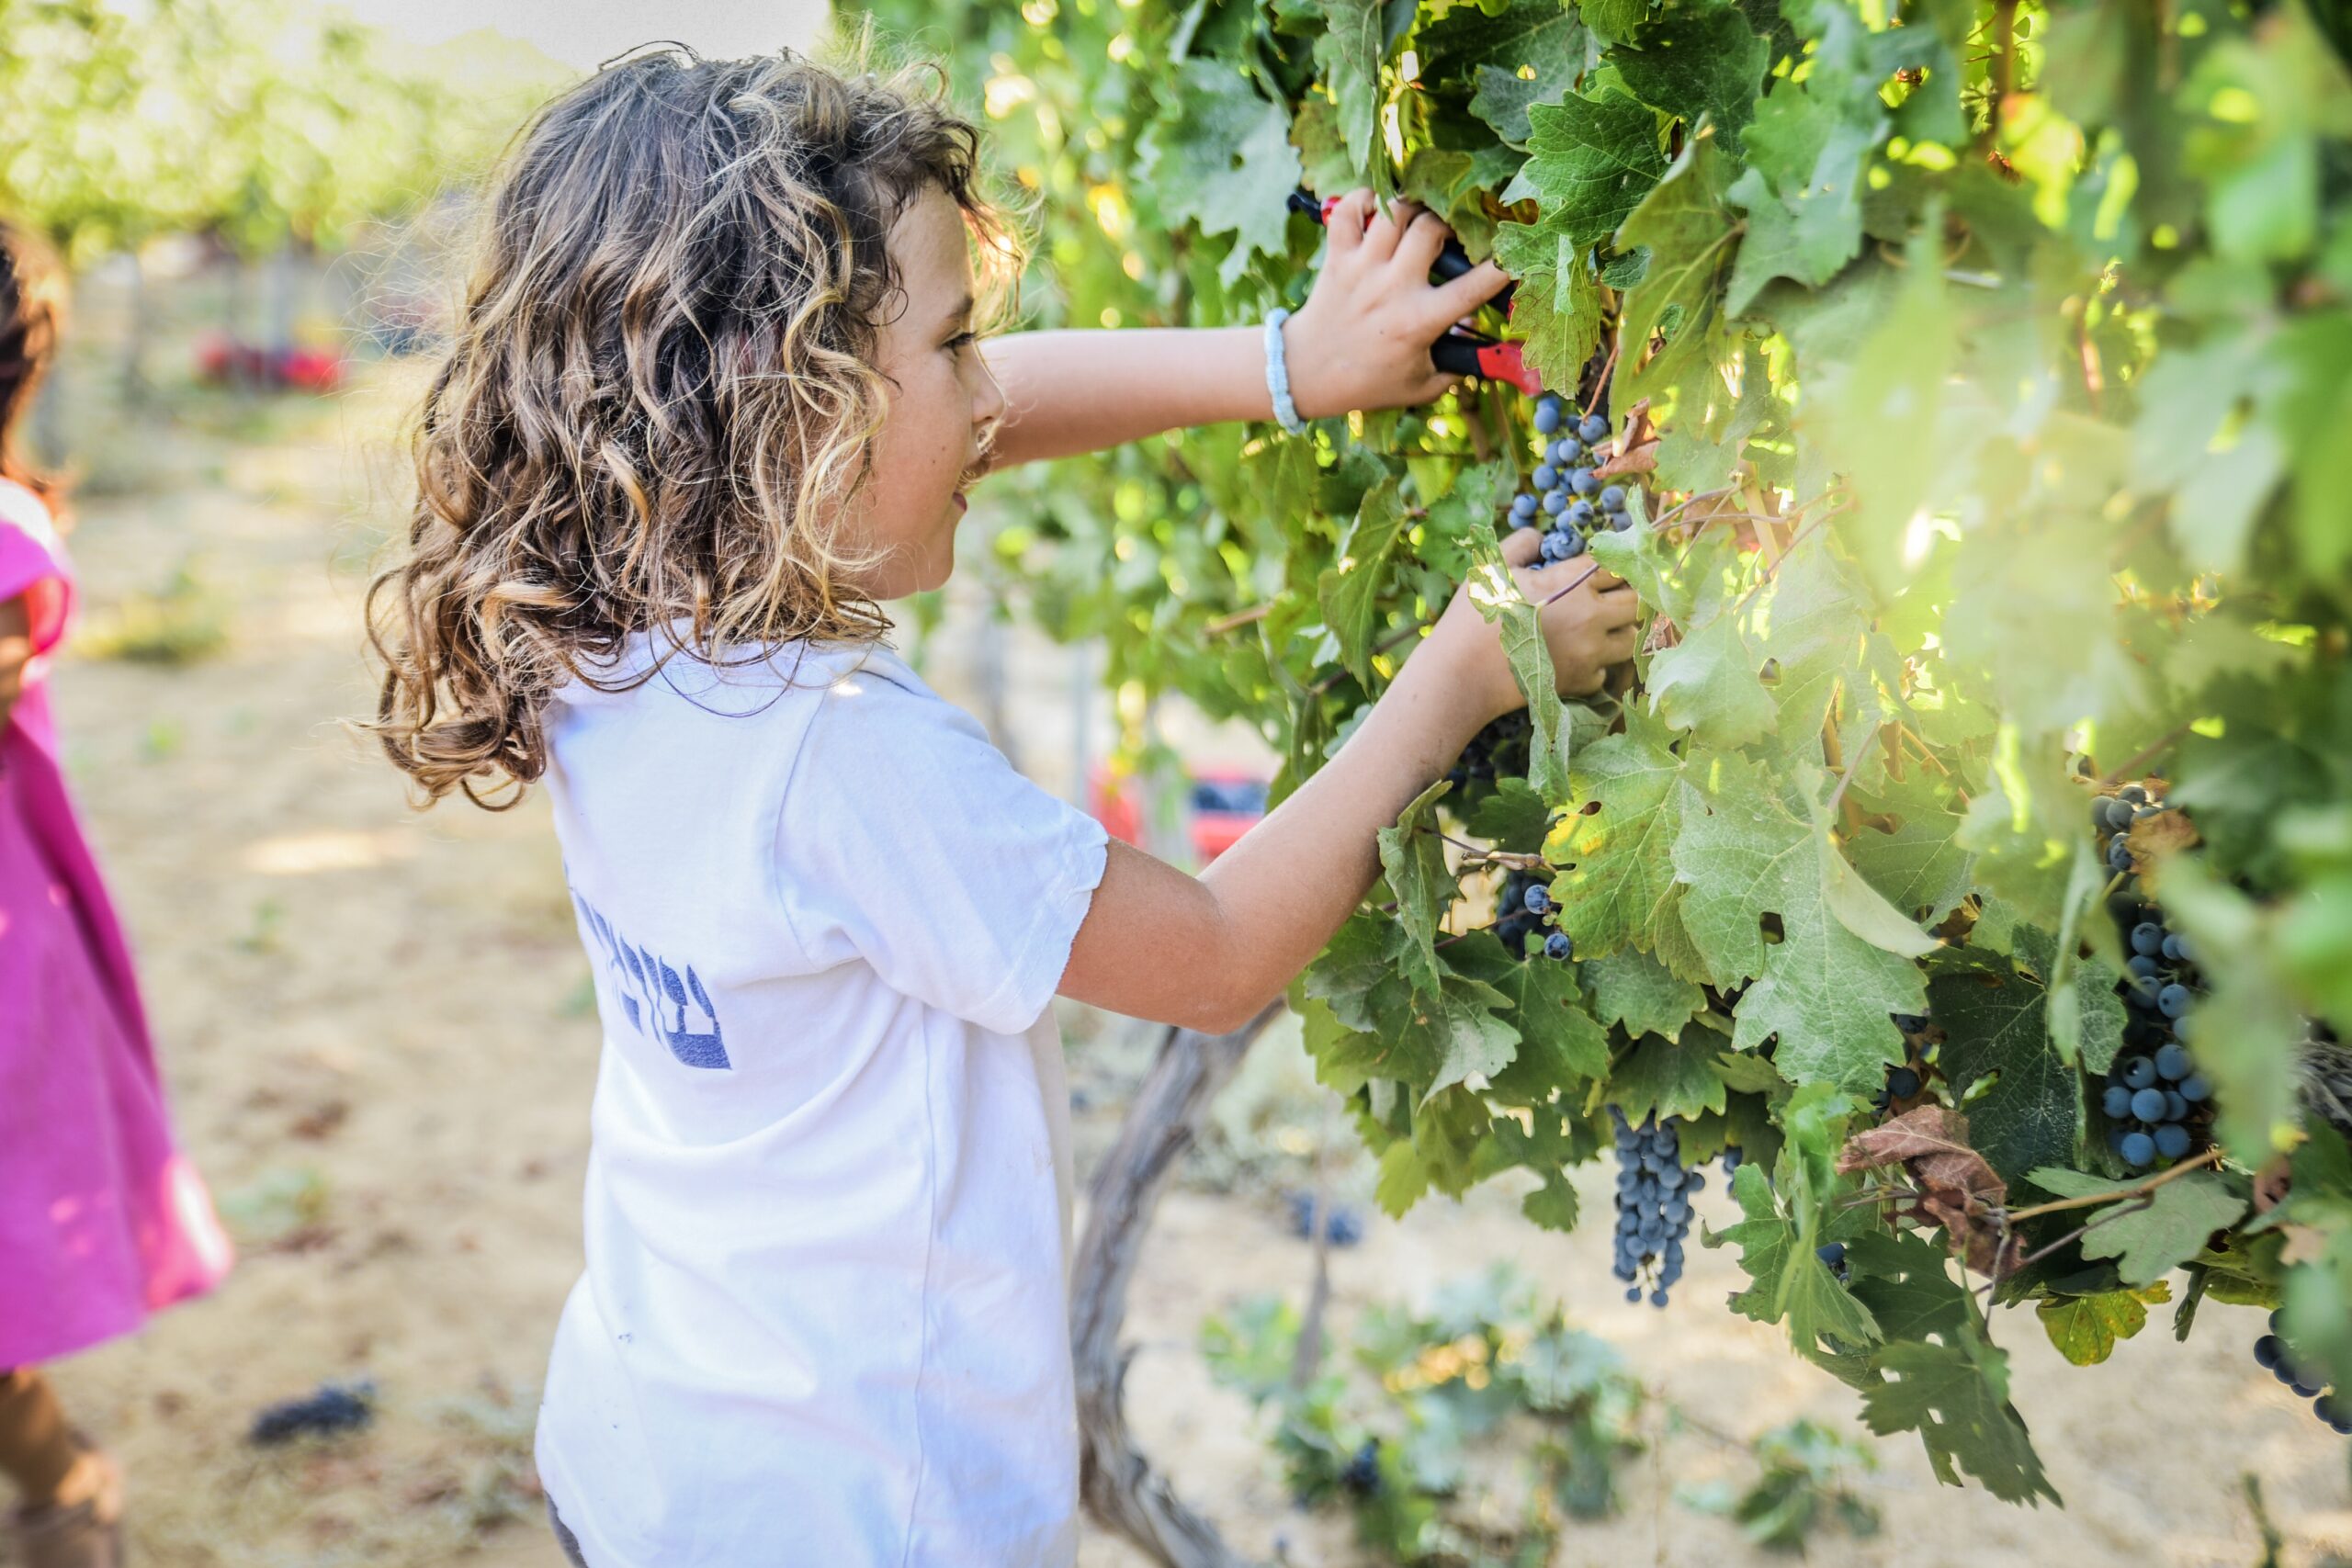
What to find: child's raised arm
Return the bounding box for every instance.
[978,190,1505,471]
[1057,528,1639,1034]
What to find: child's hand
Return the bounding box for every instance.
[0,593,28,734]
[1416,525,1643,727]
[1283,189,1509,420]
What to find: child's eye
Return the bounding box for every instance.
[945,332,978,354]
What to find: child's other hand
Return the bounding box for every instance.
[1283,189,1508,420]
[0,593,28,734]
[1418,525,1642,728]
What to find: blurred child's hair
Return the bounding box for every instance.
[0,221,67,506]
[367,36,1021,807]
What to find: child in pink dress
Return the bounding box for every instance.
[0,222,233,1568]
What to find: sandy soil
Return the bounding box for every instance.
[10,356,2352,1568]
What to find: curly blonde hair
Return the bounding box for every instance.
[367,38,1021,807]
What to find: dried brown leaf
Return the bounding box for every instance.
[1838,1104,2021,1276]
[1595,438,1657,480]
[2129,807,2202,866]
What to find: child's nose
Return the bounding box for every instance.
[970,353,1006,428]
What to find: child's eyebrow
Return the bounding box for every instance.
[943,292,976,328]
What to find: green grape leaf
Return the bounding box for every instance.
[2150,856,2313,1163]
[1141,60,1306,285]
[1521,89,1669,250]
[1486,1104,1586,1231]
[1577,0,1652,47]
[1375,777,1457,997]
[1674,751,1928,1091]
[1306,911,1414,1032]
[1289,91,1359,195]
[1611,4,1770,152]
[2022,1168,2252,1289]
[1751,526,1872,753]
[1418,0,1585,95]
[2011,920,2126,1077]
[1705,1160,1883,1358]
[1465,776,1553,853]
[2035,1290,2154,1367]
[1470,66,1555,152]
[1493,220,1606,388]
[1308,969,1521,1105]
[1318,475,1410,687]
[1453,0,1585,146]
[1548,707,1690,961]
[1299,991,1381,1099]
[1399,146,1496,255]
[1582,949,1706,1039]
[1846,773,1976,929]
[2273,1134,2352,1394]
[1311,0,1387,190]
[1721,77,1879,313]
[1608,1033,1731,1124]
[1370,1086,1496,1213]
[1612,127,1739,410]
[1843,1230,1973,1346]
[1858,1328,2060,1506]
[1450,939,1612,1098]
[1408,973,1525,1101]
[1712,1049,1786,1096]
[1654,343,1778,492]
[1462,524,1571,800]
[1923,952,2084,1188]
[1647,595,1774,747]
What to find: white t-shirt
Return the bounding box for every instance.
[531,631,1110,1568]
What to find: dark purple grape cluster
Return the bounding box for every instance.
[2093,784,2211,1171]
[1492,869,1574,964]
[1872,1013,1933,1113]
[1512,397,1634,563]
[1611,1107,1698,1307]
[1445,708,1532,788]
[1285,1190,1365,1247]
[2255,1311,2352,1436]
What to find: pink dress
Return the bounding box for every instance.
[0,477,231,1370]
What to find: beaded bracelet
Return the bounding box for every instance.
[1262,308,1306,435]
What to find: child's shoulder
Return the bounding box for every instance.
[556,628,946,728]
[0,476,61,550]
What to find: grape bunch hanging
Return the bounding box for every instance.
[1492,869,1573,963]
[2091,784,2212,1171]
[1873,1013,1934,1113]
[1508,395,1634,561]
[2255,1311,2352,1437]
[1609,1107,1698,1307]
[1445,708,1532,788]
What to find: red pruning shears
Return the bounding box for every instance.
[1287,187,1542,397]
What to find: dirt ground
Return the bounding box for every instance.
[12,339,2352,1568]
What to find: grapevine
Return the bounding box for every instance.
[880,0,2352,1507]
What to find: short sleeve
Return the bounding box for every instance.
[0,480,71,655]
[775,660,1110,1035]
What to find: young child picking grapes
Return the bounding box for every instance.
[368,43,1638,1568]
